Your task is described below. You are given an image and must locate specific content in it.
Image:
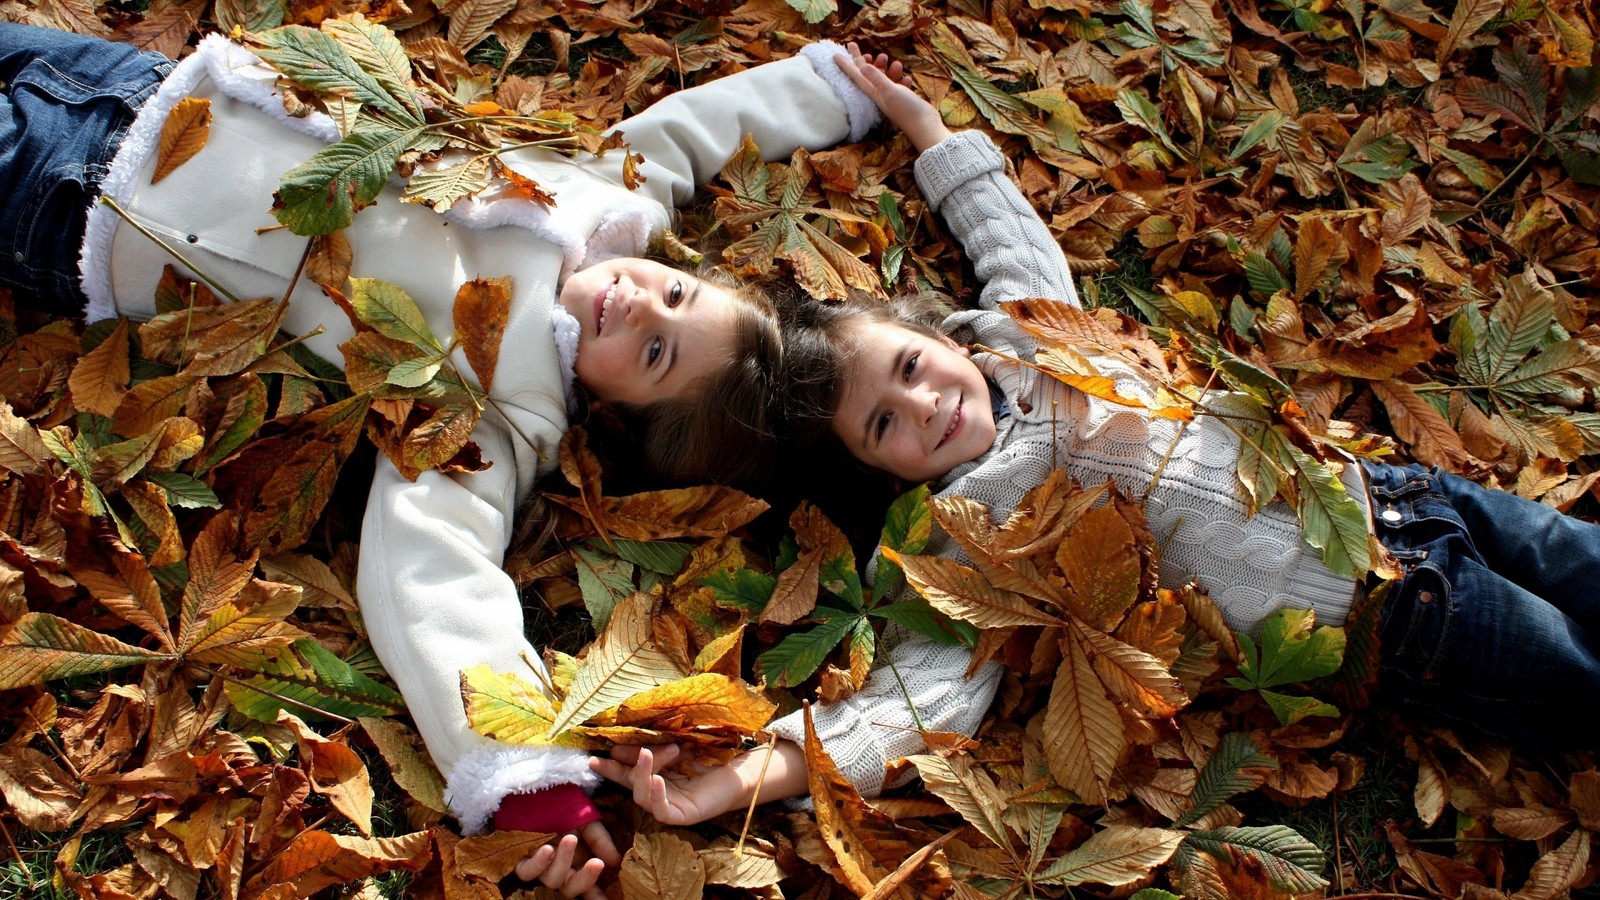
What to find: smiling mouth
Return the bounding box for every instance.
[595,278,620,334]
[935,396,963,450]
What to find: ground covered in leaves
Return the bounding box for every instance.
[1,0,1599,897]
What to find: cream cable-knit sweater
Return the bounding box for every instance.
[83,36,877,833]
[769,130,1367,797]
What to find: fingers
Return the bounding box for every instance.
[580,819,622,868]
[514,835,609,898]
[607,743,680,770]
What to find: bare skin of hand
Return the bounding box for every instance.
[511,819,620,900]
[834,42,953,152]
[590,740,810,826]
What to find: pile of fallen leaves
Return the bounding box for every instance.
[2,0,1599,896]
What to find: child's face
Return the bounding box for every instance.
[559,258,739,406]
[830,320,996,483]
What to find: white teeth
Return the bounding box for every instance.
[599,281,617,331]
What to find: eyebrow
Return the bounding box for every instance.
[659,279,700,385]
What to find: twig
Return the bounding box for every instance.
[0,815,33,891]
[98,196,243,304]
[735,733,778,858]
[188,663,355,726]
[1332,792,1345,894]
[24,710,82,783]
[281,238,315,306]
[1469,138,1544,213]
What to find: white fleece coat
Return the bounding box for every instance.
[82,36,878,834]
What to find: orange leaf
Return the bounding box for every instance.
[762,547,821,625]
[278,712,374,836]
[620,831,705,900]
[244,829,430,897]
[306,232,354,289]
[454,829,557,881]
[153,97,212,184]
[68,318,130,417]
[453,276,511,392]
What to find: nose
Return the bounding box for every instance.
[621,281,659,326]
[907,385,938,426]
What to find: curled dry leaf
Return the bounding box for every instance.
[152,96,212,184]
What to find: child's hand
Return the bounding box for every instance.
[512,820,620,900]
[590,740,811,826]
[834,42,952,152]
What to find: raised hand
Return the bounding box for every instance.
[834,41,952,152]
[512,819,620,900]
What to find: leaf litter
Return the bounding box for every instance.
[1,0,1598,896]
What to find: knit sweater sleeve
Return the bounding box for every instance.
[912,130,1080,311]
[765,626,1003,796]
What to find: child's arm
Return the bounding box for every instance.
[569,41,881,212]
[835,47,1081,310]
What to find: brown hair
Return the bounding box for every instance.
[777,290,952,451]
[578,266,789,493]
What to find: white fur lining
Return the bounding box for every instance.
[798,40,882,144]
[550,303,582,408]
[446,742,600,836]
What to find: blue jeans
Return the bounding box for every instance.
[1367,462,1600,749]
[0,23,172,312]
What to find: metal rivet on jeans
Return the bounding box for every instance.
[12,251,23,262]
[1381,509,1402,524]
[186,234,199,244]
[1418,590,1433,604]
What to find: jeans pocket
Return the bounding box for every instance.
[1378,560,1452,680]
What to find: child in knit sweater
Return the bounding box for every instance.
[1,22,887,897]
[597,47,1600,829]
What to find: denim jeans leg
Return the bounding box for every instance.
[0,23,173,312]
[1366,462,1600,750]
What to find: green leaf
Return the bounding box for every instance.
[1115,90,1180,156]
[1481,275,1557,384]
[346,278,444,352]
[1129,891,1183,900]
[782,0,835,23]
[145,471,222,509]
[872,599,966,645]
[320,16,421,121]
[609,540,694,575]
[224,638,405,722]
[701,568,775,612]
[573,546,636,632]
[754,615,859,687]
[819,553,864,610]
[1288,446,1370,578]
[928,23,1055,145]
[1260,689,1340,725]
[1173,732,1276,827]
[1229,110,1288,159]
[402,156,491,214]
[1244,607,1346,688]
[255,25,420,127]
[385,355,445,389]
[0,613,170,689]
[274,127,424,236]
[872,484,931,604]
[1180,826,1328,893]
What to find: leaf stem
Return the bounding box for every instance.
[735,733,779,857]
[0,815,30,891]
[1470,136,1544,213]
[98,197,243,305]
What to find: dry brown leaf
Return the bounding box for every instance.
[1042,629,1125,806]
[152,97,212,184]
[804,704,922,897]
[763,547,822,625]
[453,276,511,392]
[455,829,557,880]
[305,232,353,289]
[620,831,705,900]
[277,712,373,836]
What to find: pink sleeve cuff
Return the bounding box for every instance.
[492,784,601,834]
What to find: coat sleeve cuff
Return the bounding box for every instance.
[798,40,882,143]
[492,784,602,834]
[445,743,600,835]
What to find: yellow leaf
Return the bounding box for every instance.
[907,754,1009,849]
[610,672,776,734]
[459,664,595,748]
[153,97,212,184]
[548,593,686,737]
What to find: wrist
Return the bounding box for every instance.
[732,740,810,807]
